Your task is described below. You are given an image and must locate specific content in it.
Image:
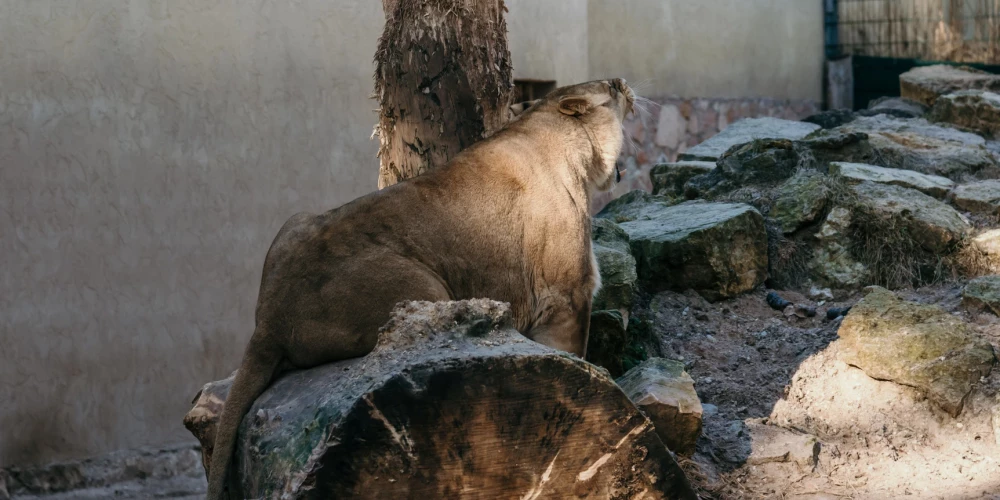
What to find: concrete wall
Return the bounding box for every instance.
[588,0,824,101]
[506,0,589,85]
[0,1,383,466]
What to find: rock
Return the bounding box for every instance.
[770,170,832,233]
[963,275,1000,315]
[678,117,821,162]
[950,179,1000,215]
[766,291,793,311]
[830,115,998,181]
[809,286,834,301]
[810,207,868,288]
[929,90,1000,139]
[826,306,851,320]
[973,229,1000,271]
[701,403,718,417]
[900,64,1000,107]
[651,161,715,196]
[837,287,996,416]
[853,181,970,254]
[683,133,878,199]
[745,419,821,467]
[802,131,881,167]
[865,96,929,118]
[716,139,801,185]
[829,161,955,199]
[185,299,699,499]
[794,304,817,318]
[616,358,703,456]
[597,197,768,302]
[802,109,857,129]
[840,114,986,145]
[586,310,628,376]
[592,218,638,320]
[598,190,675,223]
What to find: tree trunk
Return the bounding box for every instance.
[184,300,698,500]
[373,0,516,188]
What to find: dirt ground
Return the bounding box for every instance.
[639,284,1000,500]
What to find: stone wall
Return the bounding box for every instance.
[593,96,821,213]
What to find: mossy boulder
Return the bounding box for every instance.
[809,207,868,289]
[951,179,1000,216]
[963,275,1000,315]
[929,90,1000,139]
[598,196,768,302]
[771,170,832,234]
[651,161,715,197]
[853,181,970,254]
[585,310,628,377]
[591,218,638,320]
[837,287,996,416]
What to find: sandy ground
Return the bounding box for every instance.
[644,284,1000,500]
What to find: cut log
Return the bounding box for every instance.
[185,300,697,499]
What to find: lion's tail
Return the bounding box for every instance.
[206,329,283,500]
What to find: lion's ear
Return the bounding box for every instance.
[509,99,541,119]
[557,94,611,116]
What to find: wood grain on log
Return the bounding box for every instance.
[185,300,697,499]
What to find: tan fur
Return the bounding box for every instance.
[205,79,635,500]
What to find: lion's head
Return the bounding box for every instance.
[508,79,635,192]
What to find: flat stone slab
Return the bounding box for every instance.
[854,181,970,254]
[838,287,996,417]
[678,117,820,162]
[591,218,638,320]
[930,90,1000,139]
[963,275,1000,315]
[951,179,1000,215]
[831,115,997,181]
[617,358,703,456]
[830,161,955,199]
[900,64,1000,107]
[598,194,768,301]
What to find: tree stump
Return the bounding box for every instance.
[184,300,698,499]
[373,0,516,188]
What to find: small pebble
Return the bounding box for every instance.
[702,404,719,417]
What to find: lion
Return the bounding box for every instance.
[205,79,636,499]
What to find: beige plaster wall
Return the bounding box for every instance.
[587,0,824,101]
[0,1,383,466]
[506,0,589,85]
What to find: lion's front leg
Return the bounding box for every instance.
[524,289,592,357]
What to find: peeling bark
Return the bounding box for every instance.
[373,0,515,188]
